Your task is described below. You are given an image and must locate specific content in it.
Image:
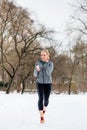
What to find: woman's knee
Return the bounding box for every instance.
[44,100,49,107]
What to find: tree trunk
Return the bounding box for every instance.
[21,81,25,94]
[1,38,4,87]
[68,78,72,95]
[6,77,13,94]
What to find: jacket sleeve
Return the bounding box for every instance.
[46,62,54,76]
[33,62,39,78]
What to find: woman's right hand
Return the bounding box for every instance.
[36,65,40,71]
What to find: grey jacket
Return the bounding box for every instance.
[34,61,54,84]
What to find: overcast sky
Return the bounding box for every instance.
[14,0,74,50]
[15,0,74,30]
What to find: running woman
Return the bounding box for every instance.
[34,49,54,123]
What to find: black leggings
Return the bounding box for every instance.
[37,83,52,111]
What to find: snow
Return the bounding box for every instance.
[0,92,87,130]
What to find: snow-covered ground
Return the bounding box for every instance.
[0,92,87,130]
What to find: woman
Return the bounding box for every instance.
[34,49,54,123]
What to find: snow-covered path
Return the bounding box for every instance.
[0,92,87,130]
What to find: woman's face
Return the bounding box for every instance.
[41,51,48,62]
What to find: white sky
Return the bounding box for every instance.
[14,0,75,50]
[15,0,74,31]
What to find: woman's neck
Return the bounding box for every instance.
[41,60,49,62]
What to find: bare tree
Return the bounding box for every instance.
[65,0,87,94]
[0,0,14,87]
[0,0,55,93]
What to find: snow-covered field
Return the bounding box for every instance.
[0,92,87,130]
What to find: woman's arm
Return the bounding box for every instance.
[34,61,42,77]
[34,62,39,77]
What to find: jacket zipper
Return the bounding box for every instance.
[42,65,44,83]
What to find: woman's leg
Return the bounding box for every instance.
[37,84,44,110]
[37,84,45,123]
[43,84,52,112]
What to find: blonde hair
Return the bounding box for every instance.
[41,49,50,60]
